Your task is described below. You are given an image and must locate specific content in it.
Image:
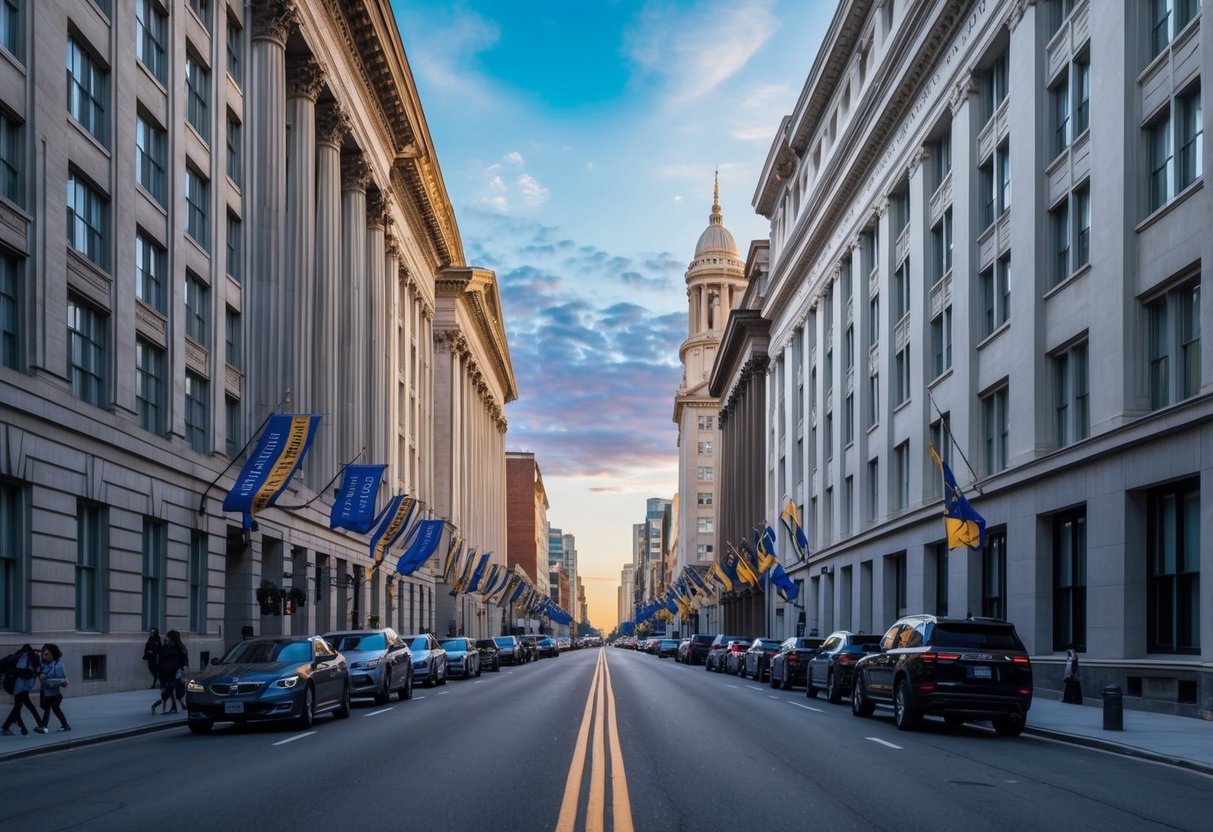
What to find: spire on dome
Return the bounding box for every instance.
[693,168,738,257]
[710,168,723,227]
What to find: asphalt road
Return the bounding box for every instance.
[1,648,1211,832]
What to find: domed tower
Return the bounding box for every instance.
[672,173,747,589]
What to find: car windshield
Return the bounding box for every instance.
[328,633,386,652]
[222,640,311,664]
[661,640,678,647]
[493,638,514,647]
[441,640,468,651]
[475,640,496,648]
[408,637,431,651]
[932,623,1024,650]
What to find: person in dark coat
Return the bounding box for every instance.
[34,644,69,733]
[153,630,188,714]
[1062,649,1083,704]
[143,628,161,689]
[2,644,41,735]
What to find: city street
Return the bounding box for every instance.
[1,648,1211,832]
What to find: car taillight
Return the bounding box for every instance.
[836,654,853,663]
[1011,656,1030,666]
[920,652,961,663]
[787,653,798,664]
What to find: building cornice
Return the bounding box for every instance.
[437,267,519,406]
[434,330,509,432]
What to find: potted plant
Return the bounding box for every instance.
[256,580,281,616]
[367,614,381,629]
[287,587,307,610]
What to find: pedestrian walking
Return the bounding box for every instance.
[1062,648,1083,704]
[1,644,41,736]
[33,644,70,733]
[143,628,162,689]
[153,630,188,714]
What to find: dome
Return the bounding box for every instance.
[693,174,739,257]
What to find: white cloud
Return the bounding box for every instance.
[505,151,525,166]
[392,5,500,107]
[731,125,776,142]
[517,173,550,208]
[586,162,596,172]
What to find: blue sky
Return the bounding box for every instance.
[391,0,831,629]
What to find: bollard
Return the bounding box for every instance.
[1102,684,1123,731]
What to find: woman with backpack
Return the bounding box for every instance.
[1,644,41,736]
[153,630,188,714]
[33,644,69,733]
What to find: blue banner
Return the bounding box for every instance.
[222,414,321,528]
[330,465,387,533]
[367,496,417,566]
[465,552,492,593]
[395,519,446,576]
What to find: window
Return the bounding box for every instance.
[931,304,952,378]
[1073,57,1090,136]
[890,553,907,619]
[697,415,714,430]
[225,308,242,370]
[1,251,19,369]
[696,492,713,507]
[66,173,108,269]
[893,261,910,321]
[696,543,713,559]
[1051,73,1070,157]
[842,475,853,536]
[867,371,879,428]
[867,458,879,524]
[697,441,714,456]
[697,517,713,534]
[982,386,1009,474]
[1048,0,1076,35]
[136,338,165,434]
[894,345,910,406]
[225,395,242,457]
[1148,89,1202,214]
[1074,184,1090,270]
[136,114,166,204]
[981,529,1007,619]
[185,371,210,453]
[983,50,1008,123]
[1148,115,1174,212]
[185,274,209,346]
[1147,478,1200,653]
[0,481,28,630]
[844,392,854,445]
[189,530,208,633]
[135,232,165,312]
[868,295,879,348]
[226,112,242,187]
[929,413,952,474]
[136,0,167,83]
[67,38,107,144]
[1050,198,1070,286]
[226,213,242,283]
[697,466,713,481]
[1148,277,1201,409]
[142,519,165,631]
[68,295,106,407]
[226,12,243,86]
[981,255,1011,337]
[998,142,1011,215]
[1151,0,1201,59]
[1054,341,1089,447]
[76,502,106,632]
[894,441,910,511]
[932,542,949,616]
[185,167,209,251]
[188,0,212,31]
[932,132,952,187]
[931,208,952,282]
[185,53,210,142]
[1178,89,1203,190]
[0,110,20,203]
[1052,508,1086,651]
[1,0,21,61]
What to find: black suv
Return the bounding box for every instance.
[850,615,1033,736]
[806,631,882,703]
[685,634,715,666]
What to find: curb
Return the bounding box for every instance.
[0,718,186,763]
[1024,725,1213,777]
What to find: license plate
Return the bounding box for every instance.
[972,665,992,679]
[224,701,245,714]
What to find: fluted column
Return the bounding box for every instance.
[365,192,388,466]
[285,57,325,473]
[386,239,401,482]
[340,154,371,465]
[311,102,349,483]
[248,0,296,421]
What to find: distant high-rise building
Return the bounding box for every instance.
[620,563,635,626]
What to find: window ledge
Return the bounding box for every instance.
[0,43,25,74]
[976,321,1010,350]
[135,182,168,216]
[866,421,880,435]
[1044,263,1091,300]
[1136,178,1204,233]
[67,116,112,160]
[137,60,168,95]
[893,399,911,415]
[928,367,954,390]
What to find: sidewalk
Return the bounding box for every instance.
[2,687,1212,772]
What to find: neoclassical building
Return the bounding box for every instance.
[0,0,513,688]
[756,0,1210,716]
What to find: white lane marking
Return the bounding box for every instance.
[748,686,764,691]
[272,731,316,746]
[437,690,449,695]
[473,680,483,684]
[725,684,739,689]
[866,737,902,750]
[768,695,780,700]
[413,696,426,700]
[789,702,824,713]
[364,707,393,717]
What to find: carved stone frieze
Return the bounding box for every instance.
[316,102,350,147]
[341,154,372,192]
[251,0,298,46]
[367,192,392,229]
[906,146,929,180]
[949,75,979,114]
[286,56,326,101]
[385,233,401,260]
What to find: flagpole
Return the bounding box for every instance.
[925,389,983,495]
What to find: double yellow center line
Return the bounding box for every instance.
[556,649,634,832]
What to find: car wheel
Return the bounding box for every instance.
[993,717,1025,737]
[705,658,713,672]
[425,662,436,687]
[738,663,747,679]
[296,685,316,729]
[375,670,392,705]
[894,678,921,731]
[851,673,874,717]
[464,663,472,679]
[770,668,781,689]
[438,663,448,685]
[398,669,413,701]
[827,670,843,704]
[334,682,351,719]
[187,718,213,734]
[806,672,819,698]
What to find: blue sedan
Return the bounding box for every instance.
[440,637,481,679]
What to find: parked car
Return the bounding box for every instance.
[643,636,663,655]
[517,635,539,662]
[440,637,481,678]
[769,637,825,690]
[475,639,502,672]
[705,635,747,672]
[723,640,752,675]
[658,639,680,658]
[850,615,1033,735]
[536,636,559,658]
[806,631,881,702]
[685,634,715,666]
[557,636,572,652]
[741,637,782,681]
[494,636,524,665]
[323,628,414,704]
[185,636,351,733]
[404,633,448,687]
[675,639,691,663]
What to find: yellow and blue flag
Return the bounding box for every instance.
[395,518,445,576]
[442,536,463,584]
[223,414,321,529]
[707,561,733,593]
[368,495,417,568]
[453,546,478,592]
[732,543,760,587]
[780,498,810,562]
[930,443,987,550]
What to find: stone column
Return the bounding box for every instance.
[248,0,296,421]
[285,57,325,468]
[339,154,371,465]
[365,192,388,466]
[385,239,401,480]
[311,102,349,483]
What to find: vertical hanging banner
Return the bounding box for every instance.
[395,519,446,576]
[222,414,321,529]
[441,536,464,584]
[329,465,388,533]
[368,495,418,568]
